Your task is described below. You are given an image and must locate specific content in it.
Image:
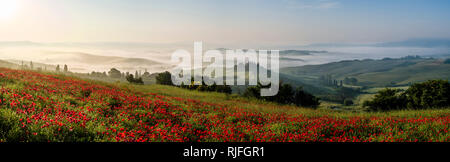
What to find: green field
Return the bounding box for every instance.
[282,57,450,87]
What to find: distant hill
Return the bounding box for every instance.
[215,48,327,56]
[375,38,450,48]
[6,60,57,71]
[1,51,167,73]
[40,51,162,66]
[281,56,450,87]
[301,38,450,48]
[0,41,42,47]
[0,60,18,69]
[280,50,327,56]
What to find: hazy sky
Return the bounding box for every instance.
[1,0,450,46]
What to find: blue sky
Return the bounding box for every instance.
[1,0,450,46]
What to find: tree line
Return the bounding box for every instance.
[242,82,320,108]
[155,71,320,108]
[20,61,70,73]
[88,68,154,84]
[154,71,233,94]
[364,80,450,111]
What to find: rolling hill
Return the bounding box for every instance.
[0,67,449,142]
[0,60,18,69]
[32,51,163,67]
[0,50,167,73]
[281,56,450,87]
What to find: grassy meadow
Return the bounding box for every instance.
[1,67,449,142]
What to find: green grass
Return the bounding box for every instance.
[14,67,450,118]
[1,67,450,142]
[111,82,450,119]
[281,57,450,87]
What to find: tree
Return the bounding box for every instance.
[215,85,232,94]
[108,68,122,78]
[404,80,450,109]
[336,87,360,103]
[243,85,261,98]
[344,99,354,106]
[30,61,34,70]
[444,58,450,64]
[156,71,174,86]
[274,83,295,104]
[64,64,68,73]
[293,87,320,108]
[363,88,407,111]
[364,80,450,111]
[344,77,358,85]
[243,82,320,108]
[142,71,151,78]
[126,74,144,84]
[56,65,60,72]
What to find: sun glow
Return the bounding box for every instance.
[0,0,19,20]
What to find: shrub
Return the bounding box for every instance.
[364,80,450,111]
[343,99,354,106]
[108,68,122,78]
[126,74,144,84]
[214,85,232,94]
[155,71,174,86]
[275,84,295,104]
[444,58,450,64]
[0,109,25,141]
[243,83,320,108]
[293,87,320,108]
[242,86,260,98]
[178,78,232,94]
[363,88,406,111]
[404,80,450,109]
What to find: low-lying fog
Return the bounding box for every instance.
[281,46,450,67]
[0,42,449,73]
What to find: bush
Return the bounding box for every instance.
[363,88,406,111]
[293,87,320,107]
[404,80,450,109]
[178,78,232,94]
[108,68,122,78]
[0,109,25,141]
[364,80,450,111]
[344,99,354,106]
[242,86,260,98]
[444,58,450,64]
[126,74,144,84]
[155,71,174,86]
[243,82,320,108]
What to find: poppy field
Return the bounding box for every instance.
[0,68,449,142]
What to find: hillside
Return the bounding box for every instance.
[31,51,162,67]
[375,38,450,48]
[0,67,449,142]
[0,60,18,69]
[0,51,167,73]
[281,56,450,87]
